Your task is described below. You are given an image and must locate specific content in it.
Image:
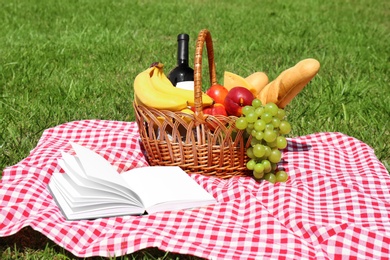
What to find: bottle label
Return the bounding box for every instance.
[176,81,194,91]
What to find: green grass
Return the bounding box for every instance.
[1,0,389,258]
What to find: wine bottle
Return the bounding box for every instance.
[168,33,194,90]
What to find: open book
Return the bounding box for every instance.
[48,143,217,220]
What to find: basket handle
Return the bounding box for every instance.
[194,29,218,116]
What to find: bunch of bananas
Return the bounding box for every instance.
[133,62,214,111]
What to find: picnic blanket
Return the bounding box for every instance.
[1,120,389,259]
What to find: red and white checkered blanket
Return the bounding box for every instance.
[1,120,389,259]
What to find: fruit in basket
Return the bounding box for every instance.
[150,62,214,108]
[179,108,195,124]
[224,86,255,117]
[134,66,188,111]
[133,63,214,111]
[235,99,291,183]
[206,84,228,104]
[257,58,320,108]
[203,103,228,116]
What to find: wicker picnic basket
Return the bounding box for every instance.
[133,29,252,179]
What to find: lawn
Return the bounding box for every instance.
[1,0,389,259]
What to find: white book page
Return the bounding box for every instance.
[49,173,145,220]
[54,170,136,206]
[69,142,142,204]
[70,142,124,184]
[48,177,75,219]
[121,166,217,213]
[60,152,88,179]
[67,206,144,220]
[59,153,140,204]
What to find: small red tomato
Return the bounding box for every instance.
[206,84,229,104]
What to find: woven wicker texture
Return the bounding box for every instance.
[133,29,251,178]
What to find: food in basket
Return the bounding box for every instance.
[245,72,269,94]
[133,29,305,179]
[235,99,291,183]
[257,58,320,108]
[202,103,228,116]
[133,62,214,111]
[222,58,320,109]
[224,71,264,96]
[179,108,195,123]
[224,86,255,117]
[206,83,228,104]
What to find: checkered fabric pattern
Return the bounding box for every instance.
[1,120,389,259]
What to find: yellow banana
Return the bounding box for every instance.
[179,108,195,124]
[151,63,214,107]
[133,66,188,111]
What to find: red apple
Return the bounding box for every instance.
[224,86,255,116]
[206,84,229,105]
[203,103,228,116]
[202,103,228,131]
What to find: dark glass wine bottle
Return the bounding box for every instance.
[168,33,194,90]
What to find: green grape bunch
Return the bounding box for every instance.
[235,99,291,184]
